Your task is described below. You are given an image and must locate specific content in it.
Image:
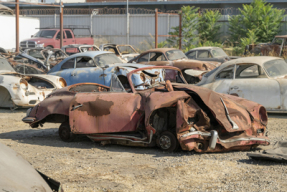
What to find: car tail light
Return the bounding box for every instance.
[20,79,28,90]
[58,78,67,88]
[259,106,268,125]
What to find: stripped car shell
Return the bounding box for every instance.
[0,57,66,108]
[61,44,100,55]
[129,48,220,84]
[23,66,269,152]
[99,44,139,63]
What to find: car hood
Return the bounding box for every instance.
[172,83,266,132]
[0,142,61,192]
[173,59,217,70]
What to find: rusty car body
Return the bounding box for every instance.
[197,56,287,112]
[61,44,100,55]
[0,142,63,192]
[246,35,287,56]
[23,66,269,153]
[99,44,139,63]
[0,56,66,108]
[129,48,220,84]
[185,47,240,64]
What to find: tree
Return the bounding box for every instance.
[229,0,285,43]
[198,10,222,42]
[167,6,199,50]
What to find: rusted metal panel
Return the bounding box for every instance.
[69,92,143,134]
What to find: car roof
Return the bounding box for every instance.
[221,56,282,67]
[64,51,111,59]
[190,47,220,50]
[144,48,177,53]
[275,35,287,38]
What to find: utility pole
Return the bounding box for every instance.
[60,1,63,48]
[126,0,129,45]
[15,0,19,52]
[155,8,158,48]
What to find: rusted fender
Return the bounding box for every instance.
[173,83,259,132]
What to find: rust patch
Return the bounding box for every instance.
[76,98,114,117]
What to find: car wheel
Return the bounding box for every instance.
[59,122,75,142]
[46,46,53,49]
[157,131,179,152]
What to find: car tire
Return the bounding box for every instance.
[157,131,179,152]
[59,122,75,142]
[46,46,53,49]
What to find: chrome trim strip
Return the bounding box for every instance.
[220,97,239,130]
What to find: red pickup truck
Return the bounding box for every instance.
[20,29,94,49]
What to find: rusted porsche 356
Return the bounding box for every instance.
[23,66,270,152]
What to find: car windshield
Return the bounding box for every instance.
[0,58,16,72]
[94,53,122,67]
[27,49,45,60]
[166,50,187,61]
[33,30,57,38]
[211,48,228,58]
[117,46,137,55]
[131,68,186,91]
[272,38,284,45]
[264,59,287,77]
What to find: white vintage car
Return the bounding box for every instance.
[197,56,287,113]
[0,56,66,108]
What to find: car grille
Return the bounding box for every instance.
[20,41,36,48]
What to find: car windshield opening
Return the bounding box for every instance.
[118,46,137,55]
[132,69,186,91]
[211,48,228,58]
[264,59,287,77]
[166,50,187,61]
[94,53,122,67]
[33,30,57,38]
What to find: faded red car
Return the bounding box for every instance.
[20,29,94,49]
[129,48,220,84]
[23,66,270,153]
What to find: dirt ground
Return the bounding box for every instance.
[0,108,286,192]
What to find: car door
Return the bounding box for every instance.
[229,64,281,111]
[69,56,104,85]
[69,92,143,134]
[55,31,66,48]
[64,30,75,45]
[207,65,236,94]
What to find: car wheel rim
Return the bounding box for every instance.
[159,135,171,150]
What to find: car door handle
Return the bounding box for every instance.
[64,41,66,42]
[71,73,76,76]
[230,86,239,90]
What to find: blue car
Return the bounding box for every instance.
[47,51,164,90]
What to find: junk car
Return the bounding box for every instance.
[0,142,63,192]
[47,51,161,87]
[61,44,100,55]
[197,56,287,112]
[99,44,139,63]
[0,56,66,108]
[129,48,220,84]
[185,47,240,64]
[23,66,270,153]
